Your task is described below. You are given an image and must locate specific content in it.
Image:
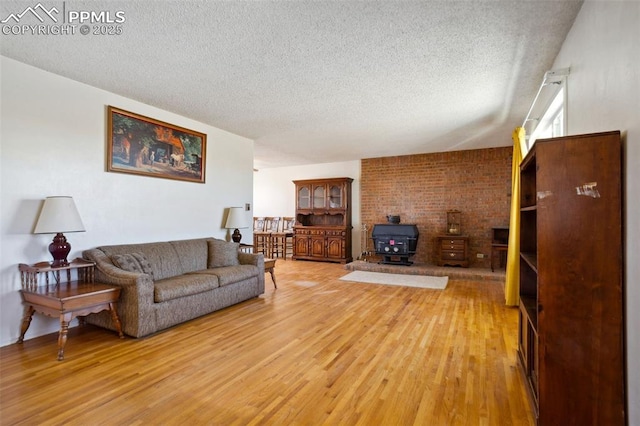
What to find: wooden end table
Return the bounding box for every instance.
[436,235,470,267]
[264,258,277,289]
[490,226,509,272]
[17,258,124,361]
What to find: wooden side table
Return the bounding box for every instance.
[490,226,509,271]
[436,235,469,267]
[17,258,124,361]
[239,243,254,253]
[264,258,277,289]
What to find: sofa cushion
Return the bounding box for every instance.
[170,238,209,273]
[191,264,259,287]
[111,252,155,279]
[99,242,181,280]
[154,274,220,303]
[207,239,240,268]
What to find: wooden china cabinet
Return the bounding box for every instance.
[517,131,625,424]
[292,177,353,263]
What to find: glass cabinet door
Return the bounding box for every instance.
[328,185,343,208]
[313,185,326,209]
[298,186,310,209]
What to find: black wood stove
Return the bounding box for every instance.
[371,224,420,265]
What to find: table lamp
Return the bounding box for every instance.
[225,207,248,243]
[34,196,86,267]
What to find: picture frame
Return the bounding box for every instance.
[107,106,207,183]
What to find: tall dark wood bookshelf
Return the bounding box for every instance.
[517,131,625,424]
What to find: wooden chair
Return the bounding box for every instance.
[270,217,293,259]
[280,217,295,259]
[263,217,281,257]
[252,217,268,255]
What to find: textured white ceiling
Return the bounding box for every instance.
[0,1,583,169]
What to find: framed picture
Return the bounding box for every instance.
[107,106,207,183]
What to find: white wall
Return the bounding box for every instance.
[551,0,640,420]
[253,161,362,258]
[0,57,254,347]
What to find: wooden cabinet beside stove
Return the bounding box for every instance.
[293,177,353,263]
[436,235,469,267]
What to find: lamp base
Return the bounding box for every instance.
[231,229,242,243]
[49,232,71,267]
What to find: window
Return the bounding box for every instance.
[522,68,569,153]
[528,86,566,146]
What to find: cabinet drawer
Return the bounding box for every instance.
[442,250,465,260]
[441,240,465,249]
[326,230,345,237]
[309,229,326,236]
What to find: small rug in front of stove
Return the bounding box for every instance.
[339,270,448,290]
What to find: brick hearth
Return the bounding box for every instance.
[345,260,505,282]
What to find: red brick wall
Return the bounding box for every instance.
[361,147,512,268]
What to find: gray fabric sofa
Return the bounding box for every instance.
[83,237,264,338]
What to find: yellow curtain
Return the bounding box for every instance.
[505,127,525,306]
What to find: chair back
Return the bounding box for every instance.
[253,217,266,232]
[265,217,281,233]
[283,217,295,233]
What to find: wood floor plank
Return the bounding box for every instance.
[0,260,534,425]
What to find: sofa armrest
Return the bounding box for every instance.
[83,248,157,337]
[238,251,264,267]
[238,252,265,293]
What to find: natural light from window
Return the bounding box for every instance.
[528,87,566,147]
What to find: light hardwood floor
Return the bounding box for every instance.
[0,260,534,425]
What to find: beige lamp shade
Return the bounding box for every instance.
[225,207,248,230]
[34,196,86,234]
